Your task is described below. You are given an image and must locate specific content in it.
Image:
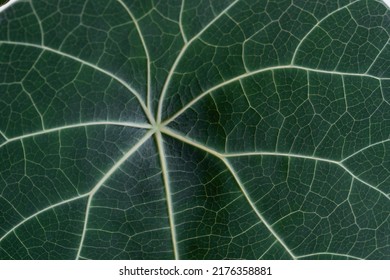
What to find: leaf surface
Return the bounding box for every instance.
[0,0,389,260]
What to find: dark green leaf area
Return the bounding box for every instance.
[80,138,174,259]
[0,198,87,259]
[163,135,293,259]
[229,155,390,259]
[0,127,146,238]
[0,0,389,260]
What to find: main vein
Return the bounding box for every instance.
[0,40,155,125]
[156,0,240,123]
[162,64,389,126]
[0,121,151,149]
[0,130,155,255]
[155,131,180,259]
[161,127,389,202]
[0,193,90,243]
[76,129,155,259]
[160,127,297,259]
[116,0,153,118]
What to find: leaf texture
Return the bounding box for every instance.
[0,0,389,260]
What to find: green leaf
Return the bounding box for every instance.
[0,0,389,260]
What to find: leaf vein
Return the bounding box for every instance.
[0,40,154,124]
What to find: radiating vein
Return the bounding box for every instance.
[155,131,179,260]
[163,128,390,255]
[162,127,390,201]
[224,151,340,165]
[0,40,154,124]
[0,129,154,254]
[117,0,154,122]
[76,129,155,259]
[156,0,240,123]
[225,152,389,200]
[161,126,337,165]
[161,126,296,259]
[0,193,90,243]
[0,121,152,149]
[160,126,221,159]
[0,0,17,13]
[162,64,389,125]
[222,157,297,260]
